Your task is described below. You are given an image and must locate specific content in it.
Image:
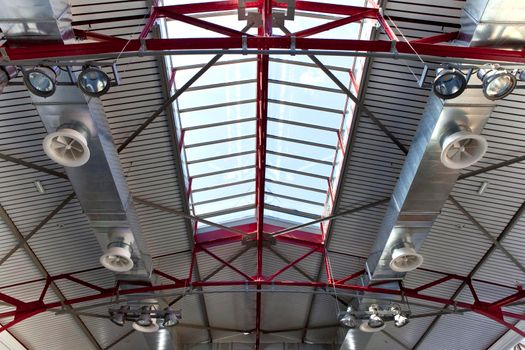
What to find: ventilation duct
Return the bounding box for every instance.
[0,2,179,347]
[363,0,525,281]
[0,0,74,43]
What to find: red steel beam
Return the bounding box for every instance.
[334,269,366,285]
[0,279,524,336]
[255,2,271,348]
[5,37,525,63]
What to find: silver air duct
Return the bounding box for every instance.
[366,87,494,281]
[365,0,525,281]
[0,2,178,347]
[0,0,74,43]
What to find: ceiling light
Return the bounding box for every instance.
[162,307,180,327]
[477,67,517,100]
[23,66,59,98]
[77,66,111,97]
[390,245,423,272]
[110,306,128,327]
[137,306,153,326]
[339,306,358,328]
[390,305,409,328]
[100,229,134,272]
[433,67,467,100]
[367,304,384,329]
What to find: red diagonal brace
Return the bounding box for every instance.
[265,247,321,281]
[157,8,251,37]
[294,9,378,37]
[413,275,455,293]
[334,269,366,285]
[200,246,254,281]
[412,31,459,44]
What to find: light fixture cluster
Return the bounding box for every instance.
[339,304,409,332]
[109,305,181,332]
[433,64,522,101]
[22,65,112,98]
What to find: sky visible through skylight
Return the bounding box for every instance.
[161,0,374,232]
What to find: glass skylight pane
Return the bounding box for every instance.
[179,83,256,110]
[269,83,344,112]
[192,180,256,203]
[192,166,255,191]
[188,152,255,176]
[194,193,254,215]
[185,137,255,160]
[264,209,320,228]
[180,103,255,133]
[266,181,327,204]
[267,137,336,162]
[268,103,342,129]
[198,208,255,229]
[175,60,256,89]
[266,153,332,178]
[265,194,323,217]
[267,119,338,147]
[266,166,327,191]
[184,120,255,143]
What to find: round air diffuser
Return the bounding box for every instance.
[440,131,487,169]
[43,128,90,167]
[100,229,134,272]
[389,247,423,272]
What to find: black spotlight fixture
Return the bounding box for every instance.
[109,305,128,327]
[77,66,111,97]
[477,66,517,100]
[162,307,181,327]
[23,66,59,98]
[433,66,467,100]
[339,307,358,328]
[391,304,410,328]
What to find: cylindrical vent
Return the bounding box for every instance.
[43,125,90,167]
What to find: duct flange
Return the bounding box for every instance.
[43,125,90,167]
[440,130,488,169]
[100,229,134,273]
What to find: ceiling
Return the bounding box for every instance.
[0,0,524,349]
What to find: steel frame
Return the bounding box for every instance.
[1,239,525,337]
[1,0,525,348]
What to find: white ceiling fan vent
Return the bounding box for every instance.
[43,126,90,167]
[389,246,423,273]
[440,130,488,169]
[100,229,134,273]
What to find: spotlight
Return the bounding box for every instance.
[433,67,467,100]
[23,66,59,98]
[391,305,409,328]
[339,307,358,328]
[77,66,111,97]
[133,306,160,333]
[367,304,384,329]
[162,307,180,327]
[477,67,517,100]
[110,306,128,327]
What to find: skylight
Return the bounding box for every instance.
[160,0,374,234]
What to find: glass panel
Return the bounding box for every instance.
[266,152,332,178]
[184,119,255,143]
[185,137,255,160]
[192,180,256,204]
[266,181,327,204]
[199,208,256,228]
[194,193,255,216]
[266,165,327,191]
[188,152,255,177]
[192,166,255,191]
[266,194,324,216]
